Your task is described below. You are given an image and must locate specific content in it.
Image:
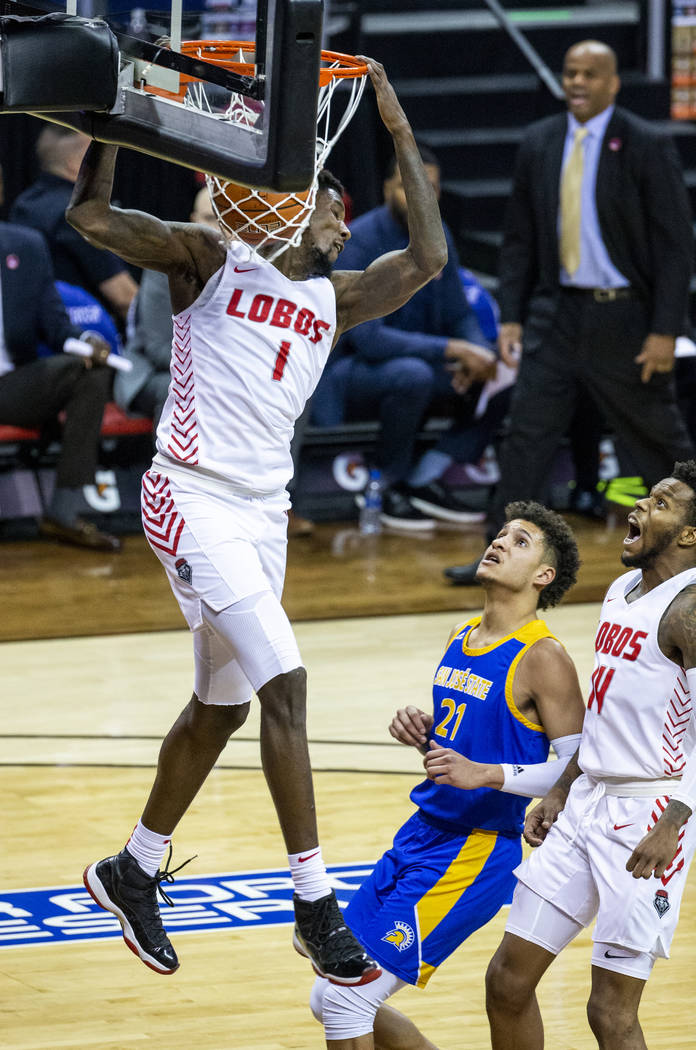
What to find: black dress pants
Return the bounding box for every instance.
[0,354,111,487]
[490,290,694,530]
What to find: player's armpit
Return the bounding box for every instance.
[67,141,218,279]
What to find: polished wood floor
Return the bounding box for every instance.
[2,508,630,642]
[6,508,694,1050]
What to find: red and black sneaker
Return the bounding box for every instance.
[83,847,189,974]
[292,891,381,985]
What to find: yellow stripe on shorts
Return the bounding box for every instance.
[415,829,498,946]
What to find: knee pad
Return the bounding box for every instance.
[319,969,406,1041]
[309,977,328,1024]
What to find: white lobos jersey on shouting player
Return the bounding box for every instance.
[155,239,337,494]
[579,567,696,781]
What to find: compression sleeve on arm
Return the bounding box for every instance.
[664,667,696,814]
[499,733,582,799]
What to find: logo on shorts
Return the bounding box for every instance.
[175,558,192,584]
[653,889,670,918]
[382,920,415,953]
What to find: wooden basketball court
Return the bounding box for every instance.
[3,513,696,1050]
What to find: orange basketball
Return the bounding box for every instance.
[212,180,312,243]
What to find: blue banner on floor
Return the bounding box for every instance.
[0,863,374,950]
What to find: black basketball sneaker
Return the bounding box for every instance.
[293,890,382,985]
[83,847,189,974]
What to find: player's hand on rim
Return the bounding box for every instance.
[357,56,409,132]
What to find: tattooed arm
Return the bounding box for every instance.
[66,143,226,313]
[331,58,447,338]
[523,749,583,847]
[626,584,696,879]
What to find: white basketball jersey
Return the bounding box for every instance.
[579,567,696,781]
[155,240,337,494]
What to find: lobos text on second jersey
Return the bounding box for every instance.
[579,567,696,781]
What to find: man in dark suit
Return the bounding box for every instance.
[0,167,120,550]
[446,39,694,584]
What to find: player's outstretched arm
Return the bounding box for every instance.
[627,586,696,878]
[66,142,224,285]
[333,57,447,335]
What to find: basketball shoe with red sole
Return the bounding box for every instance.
[293,890,382,985]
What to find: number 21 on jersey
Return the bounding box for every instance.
[434,698,467,741]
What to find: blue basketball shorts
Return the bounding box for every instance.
[345,810,521,987]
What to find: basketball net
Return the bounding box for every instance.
[180,43,367,259]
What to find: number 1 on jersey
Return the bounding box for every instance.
[273,340,291,381]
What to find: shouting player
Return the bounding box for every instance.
[486,461,696,1050]
[309,502,585,1049]
[69,59,448,985]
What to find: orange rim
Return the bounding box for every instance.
[143,40,368,100]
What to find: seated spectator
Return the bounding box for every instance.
[55,281,122,357]
[0,166,119,551]
[311,145,498,529]
[10,126,137,326]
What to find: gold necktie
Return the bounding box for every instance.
[560,126,588,277]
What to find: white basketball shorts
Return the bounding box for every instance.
[141,467,301,703]
[509,774,696,964]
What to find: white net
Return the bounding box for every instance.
[179,43,367,258]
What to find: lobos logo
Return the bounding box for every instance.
[225,288,331,344]
[594,622,647,662]
[654,889,670,917]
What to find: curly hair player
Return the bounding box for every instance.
[309,502,586,1049]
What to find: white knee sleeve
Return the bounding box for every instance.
[311,969,406,1041]
[310,977,329,1024]
[202,591,301,694]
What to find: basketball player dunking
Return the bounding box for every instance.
[486,460,696,1050]
[68,58,448,984]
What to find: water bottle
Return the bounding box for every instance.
[359,468,383,535]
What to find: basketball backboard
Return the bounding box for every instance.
[0,0,325,190]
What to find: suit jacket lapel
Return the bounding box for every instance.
[596,108,625,211]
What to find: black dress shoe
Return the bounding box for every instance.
[39,516,122,552]
[443,558,482,585]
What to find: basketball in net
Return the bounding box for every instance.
[144,41,367,256]
[210,180,313,244]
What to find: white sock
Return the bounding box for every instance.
[288,845,331,902]
[125,820,172,876]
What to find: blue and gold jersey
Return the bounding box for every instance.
[410,616,554,836]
